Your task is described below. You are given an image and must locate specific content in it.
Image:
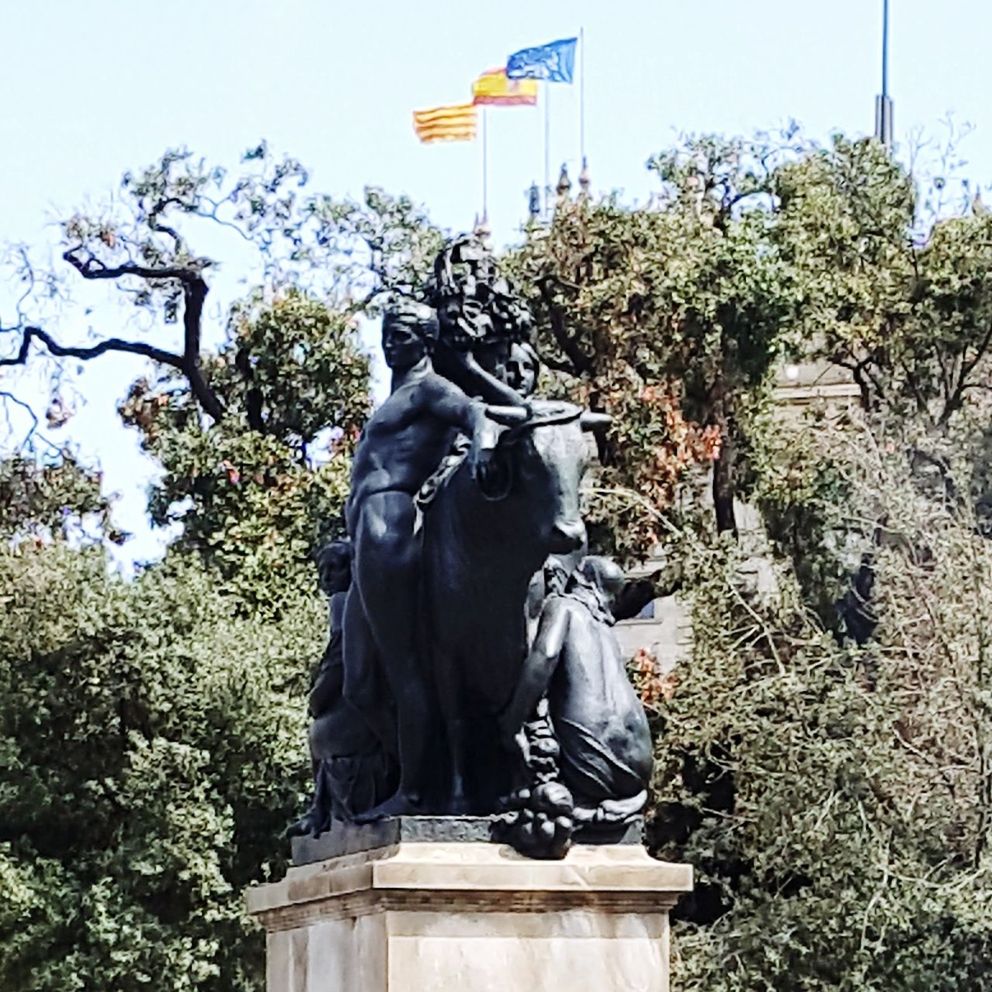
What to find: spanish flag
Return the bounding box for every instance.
[472,68,538,107]
[413,103,477,143]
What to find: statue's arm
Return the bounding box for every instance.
[434,342,526,407]
[498,601,570,746]
[424,378,510,452]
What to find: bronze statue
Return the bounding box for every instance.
[505,341,540,397]
[343,299,525,818]
[499,556,652,841]
[420,401,600,813]
[428,235,533,407]
[291,239,652,859]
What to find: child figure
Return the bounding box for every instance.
[287,539,395,837]
[499,556,653,838]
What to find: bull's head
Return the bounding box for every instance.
[475,401,610,554]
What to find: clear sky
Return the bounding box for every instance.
[2,0,991,563]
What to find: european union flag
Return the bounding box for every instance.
[506,37,578,84]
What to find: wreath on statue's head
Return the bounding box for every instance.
[428,235,533,349]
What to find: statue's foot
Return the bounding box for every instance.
[444,794,474,816]
[353,791,423,823]
[284,811,324,839]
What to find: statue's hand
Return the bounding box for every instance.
[509,725,530,764]
[497,709,525,754]
[471,443,511,500]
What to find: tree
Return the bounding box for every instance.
[649,411,992,992]
[119,288,370,610]
[1,144,442,439]
[10,127,992,992]
[0,143,444,602]
[0,457,319,992]
[0,148,446,989]
[507,131,801,556]
[778,134,992,429]
[509,131,992,987]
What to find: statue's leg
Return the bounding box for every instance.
[433,647,471,813]
[342,588,396,757]
[351,492,431,817]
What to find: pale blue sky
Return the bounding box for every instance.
[2,0,990,562]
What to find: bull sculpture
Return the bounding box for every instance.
[423,402,606,813]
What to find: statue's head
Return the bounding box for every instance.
[543,556,570,597]
[429,236,533,349]
[570,555,625,607]
[505,342,540,396]
[381,300,439,369]
[316,538,353,596]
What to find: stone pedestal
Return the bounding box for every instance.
[246,839,692,992]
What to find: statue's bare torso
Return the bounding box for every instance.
[347,372,468,521]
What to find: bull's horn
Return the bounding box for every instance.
[579,411,612,432]
[486,404,530,427]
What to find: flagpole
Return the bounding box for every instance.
[543,80,551,218]
[579,26,586,165]
[482,107,489,223]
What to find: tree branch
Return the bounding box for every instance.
[147,197,187,253]
[942,314,992,424]
[0,323,225,424]
[0,324,182,369]
[56,246,225,423]
[537,276,592,376]
[0,389,39,448]
[62,247,208,285]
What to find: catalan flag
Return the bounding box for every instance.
[472,68,538,107]
[412,102,477,143]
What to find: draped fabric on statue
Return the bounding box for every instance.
[555,716,644,803]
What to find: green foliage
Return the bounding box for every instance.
[512,130,992,559]
[120,289,369,610]
[59,144,443,330]
[0,143,447,990]
[507,131,803,555]
[0,516,319,991]
[302,185,446,309]
[747,406,857,628]
[10,128,992,991]
[652,414,992,990]
[0,454,111,543]
[778,135,992,426]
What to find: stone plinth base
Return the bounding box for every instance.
[246,841,692,992]
[289,816,644,865]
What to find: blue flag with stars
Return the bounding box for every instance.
[506,37,578,84]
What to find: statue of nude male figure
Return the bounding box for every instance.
[343,299,525,819]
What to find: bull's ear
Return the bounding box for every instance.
[579,411,612,433]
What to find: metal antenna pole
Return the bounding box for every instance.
[579,26,586,164]
[882,0,889,97]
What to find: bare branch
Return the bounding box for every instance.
[61,247,209,285]
[0,389,39,448]
[0,324,182,369]
[56,244,225,423]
